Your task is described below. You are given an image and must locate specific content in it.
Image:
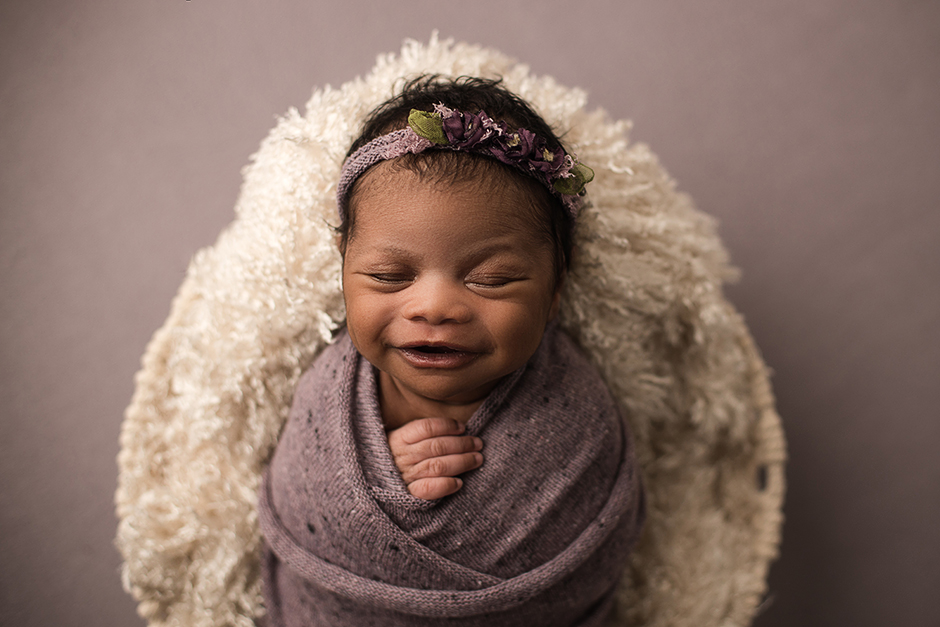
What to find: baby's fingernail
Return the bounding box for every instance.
[472,452,483,465]
[455,478,464,488]
[472,437,483,450]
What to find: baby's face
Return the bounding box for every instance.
[342,165,561,407]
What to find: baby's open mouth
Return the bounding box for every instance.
[410,345,458,354]
[397,344,478,368]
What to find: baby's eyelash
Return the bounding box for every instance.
[369,273,412,283]
[467,276,519,287]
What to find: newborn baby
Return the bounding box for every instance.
[258,76,645,627]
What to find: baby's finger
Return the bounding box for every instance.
[402,451,484,484]
[397,435,483,467]
[408,476,463,501]
[391,417,465,446]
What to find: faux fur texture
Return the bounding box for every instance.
[116,34,785,627]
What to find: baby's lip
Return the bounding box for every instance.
[395,343,481,369]
[397,341,478,353]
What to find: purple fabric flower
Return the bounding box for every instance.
[495,128,538,166]
[442,109,497,148]
[529,144,569,176]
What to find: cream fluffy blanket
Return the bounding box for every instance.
[116,34,785,627]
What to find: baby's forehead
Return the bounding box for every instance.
[355,153,543,199]
[350,182,550,258]
[355,176,542,232]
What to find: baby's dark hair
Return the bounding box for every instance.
[339,76,576,287]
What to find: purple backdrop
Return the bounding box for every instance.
[2,1,938,625]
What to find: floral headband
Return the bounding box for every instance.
[336,104,594,222]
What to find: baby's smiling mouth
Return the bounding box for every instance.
[396,343,480,368]
[398,341,476,353]
[410,345,457,354]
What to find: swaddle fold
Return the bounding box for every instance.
[259,325,644,626]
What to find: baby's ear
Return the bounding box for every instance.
[548,271,566,321]
[547,244,578,320]
[549,292,562,321]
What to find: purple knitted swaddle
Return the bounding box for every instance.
[258,325,645,626]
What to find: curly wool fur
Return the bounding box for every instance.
[116,34,785,627]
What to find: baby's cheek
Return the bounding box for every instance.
[497,306,548,359]
[350,297,406,362]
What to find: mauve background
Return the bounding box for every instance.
[1,1,938,625]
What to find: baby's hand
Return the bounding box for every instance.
[386,417,483,500]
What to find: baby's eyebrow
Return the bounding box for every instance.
[470,241,516,254]
[464,241,530,263]
[371,244,419,260]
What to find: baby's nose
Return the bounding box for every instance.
[402,276,472,324]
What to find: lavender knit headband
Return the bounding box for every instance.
[336,104,593,222]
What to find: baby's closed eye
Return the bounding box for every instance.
[464,260,530,288]
[369,273,413,284]
[465,274,522,287]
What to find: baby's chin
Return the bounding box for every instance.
[389,371,504,408]
[406,379,497,407]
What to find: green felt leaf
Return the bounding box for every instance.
[553,163,594,195]
[408,110,448,145]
